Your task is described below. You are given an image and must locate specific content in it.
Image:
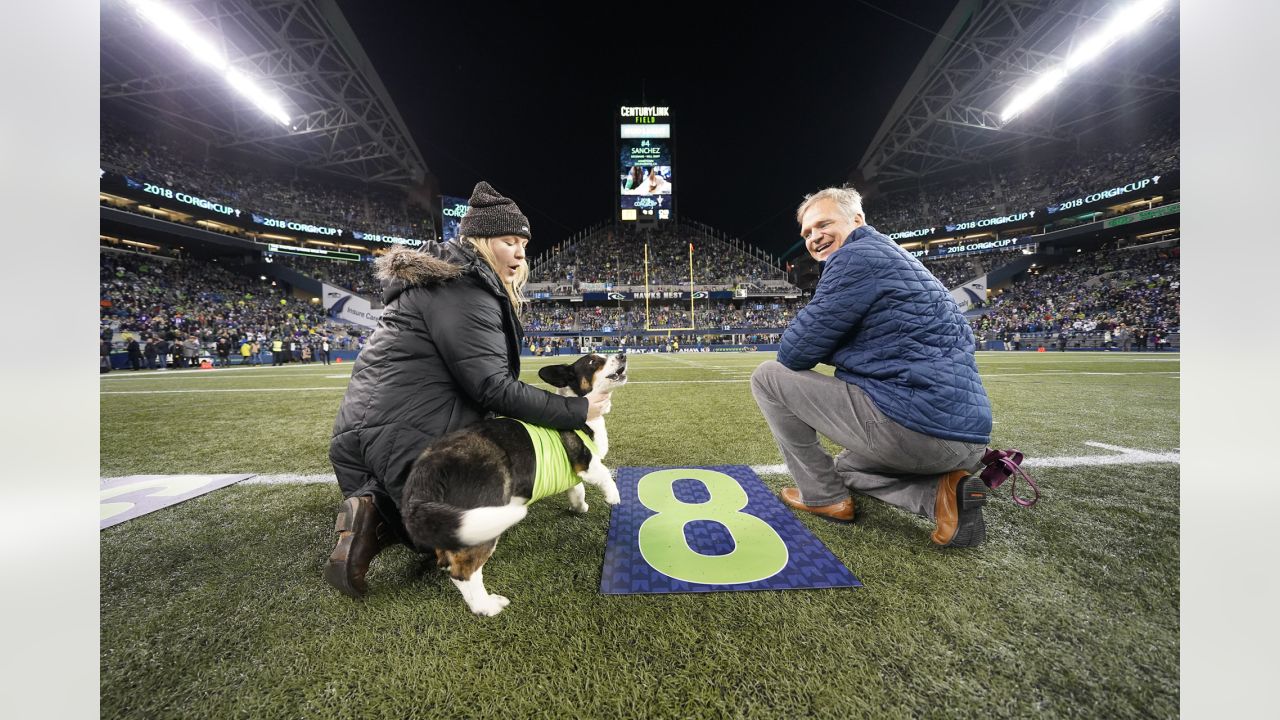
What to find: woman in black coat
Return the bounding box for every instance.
[324,182,612,599]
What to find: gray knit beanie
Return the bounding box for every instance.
[459,181,531,239]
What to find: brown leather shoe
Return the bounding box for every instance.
[779,487,855,523]
[323,496,392,598]
[931,470,988,547]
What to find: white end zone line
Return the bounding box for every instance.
[113,441,1175,487]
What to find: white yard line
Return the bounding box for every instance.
[101,371,351,381]
[101,379,759,394]
[753,441,1179,475]
[102,387,348,395]
[100,364,350,379]
[984,371,1180,378]
[105,440,1175,487]
[976,356,1180,363]
[100,370,1185,395]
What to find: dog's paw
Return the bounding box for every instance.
[470,594,510,617]
[568,483,588,513]
[604,488,621,505]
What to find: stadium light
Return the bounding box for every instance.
[999,0,1167,124]
[226,68,292,126]
[127,0,294,127]
[128,0,227,70]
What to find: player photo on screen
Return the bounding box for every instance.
[619,136,673,209]
[621,165,673,195]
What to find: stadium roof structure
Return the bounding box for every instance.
[858,0,1180,186]
[101,0,429,186]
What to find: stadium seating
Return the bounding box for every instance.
[970,241,1180,347]
[99,247,356,353]
[529,222,792,290]
[870,117,1180,232]
[100,119,432,239]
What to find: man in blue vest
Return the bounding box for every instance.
[750,187,994,547]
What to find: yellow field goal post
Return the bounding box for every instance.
[642,242,697,333]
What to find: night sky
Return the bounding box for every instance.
[336,1,955,260]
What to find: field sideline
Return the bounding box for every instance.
[101,351,1180,718]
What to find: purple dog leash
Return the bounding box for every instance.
[979,449,1040,508]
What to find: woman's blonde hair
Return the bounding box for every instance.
[464,235,528,310]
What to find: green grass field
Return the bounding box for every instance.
[100,351,1180,718]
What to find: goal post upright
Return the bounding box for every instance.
[641,238,697,335]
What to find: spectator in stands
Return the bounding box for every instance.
[183,336,199,367]
[750,186,994,548]
[126,337,142,371]
[216,335,231,367]
[155,337,169,370]
[325,182,615,599]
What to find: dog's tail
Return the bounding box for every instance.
[402,500,528,549]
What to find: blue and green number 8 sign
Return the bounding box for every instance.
[635,468,789,584]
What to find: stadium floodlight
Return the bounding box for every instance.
[127,0,227,70]
[226,68,292,126]
[127,0,293,127]
[998,0,1167,124]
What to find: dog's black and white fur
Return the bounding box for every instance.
[400,351,627,616]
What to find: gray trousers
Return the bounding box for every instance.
[750,360,986,519]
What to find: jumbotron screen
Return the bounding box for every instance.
[441,194,469,242]
[618,105,674,222]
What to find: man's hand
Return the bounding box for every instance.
[586,387,613,421]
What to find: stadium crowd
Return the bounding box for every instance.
[921,254,991,290]
[101,227,1180,367]
[100,249,365,367]
[970,242,1179,345]
[275,255,381,297]
[521,300,803,332]
[530,223,788,288]
[100,120,432,239]
[871,118,1180,232]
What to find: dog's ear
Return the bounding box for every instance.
[538,364,575,388]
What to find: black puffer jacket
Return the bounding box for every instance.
[329,242,587,540]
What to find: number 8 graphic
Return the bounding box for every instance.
[636,469,788,584]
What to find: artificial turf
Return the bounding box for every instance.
[100,351,1180,718]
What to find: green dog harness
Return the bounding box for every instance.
[511,420,600,505]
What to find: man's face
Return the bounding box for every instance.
[799,198,862,262]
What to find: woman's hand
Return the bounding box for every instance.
[585,387,613,421]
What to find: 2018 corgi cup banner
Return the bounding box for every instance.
[601,466,862,594]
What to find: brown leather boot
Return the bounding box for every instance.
[779,487,855,523]
[931,470,988,547]
[323,496,393,598]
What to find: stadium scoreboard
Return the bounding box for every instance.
[617,105,674,223]
[441,194,469,242]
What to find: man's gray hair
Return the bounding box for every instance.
[797,186,866,224]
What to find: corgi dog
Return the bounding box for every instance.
[400,351,628,616]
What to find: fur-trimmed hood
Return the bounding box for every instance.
[374,244,465,287]
[374,242,508,306]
